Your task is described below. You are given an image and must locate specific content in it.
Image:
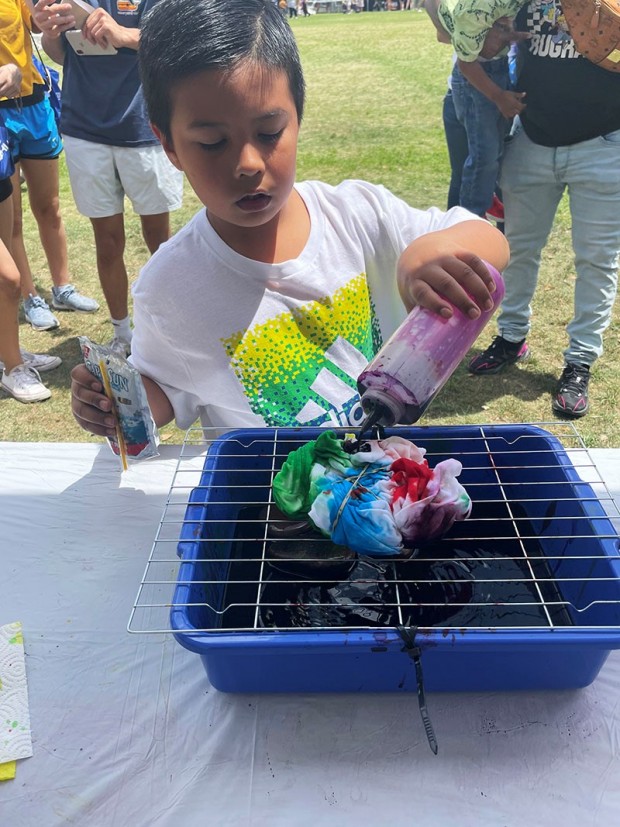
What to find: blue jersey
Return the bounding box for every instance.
[60,0,158,147]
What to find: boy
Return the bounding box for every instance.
[69,0,508,437]
[436,0,528,218]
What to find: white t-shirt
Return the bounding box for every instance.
[130,180,476,429]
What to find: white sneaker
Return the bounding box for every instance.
[0,349,62,373]
[1,365,52,403]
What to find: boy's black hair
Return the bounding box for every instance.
[139,0,306,141]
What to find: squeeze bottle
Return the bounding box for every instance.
[356,263,505,432]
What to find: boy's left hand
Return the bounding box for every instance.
[397,221,509,319]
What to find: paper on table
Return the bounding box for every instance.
[0,622,32,765]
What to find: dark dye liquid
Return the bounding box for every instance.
[212,506,573,630]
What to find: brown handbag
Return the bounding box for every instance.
[562,0,620,71]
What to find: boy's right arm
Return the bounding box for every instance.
[457,58,526,119]
[423,0,452,44]
[71,365,174,438]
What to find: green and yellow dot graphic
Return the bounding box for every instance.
[222,273,382,425]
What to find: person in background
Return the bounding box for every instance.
[468,0,620,419]
[68,0,508,439]
[33,0,183,356]
[0,0,99,332]
[0,65,60,403]
[436,0,528,218]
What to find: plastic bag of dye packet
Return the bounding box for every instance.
[79,337,160,462]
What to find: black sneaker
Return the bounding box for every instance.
[468,336,530,375]
[552,362,590,418]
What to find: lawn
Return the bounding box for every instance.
[3,11,619,447]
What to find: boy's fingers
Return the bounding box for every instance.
[71,393,117,438]
[71,365,116,437]
[408,278,455,318]
[410,255,496,319]
[450,253,496,311]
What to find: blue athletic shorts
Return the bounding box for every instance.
[0,97,62,162]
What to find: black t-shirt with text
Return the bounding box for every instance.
[515,0,620,146]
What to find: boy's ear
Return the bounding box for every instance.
[151,123,182,171]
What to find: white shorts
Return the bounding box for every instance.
[62,135,184,218]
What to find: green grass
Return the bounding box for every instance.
[3,13,619,447]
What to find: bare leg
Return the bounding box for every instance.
[19,157,70,291]
[139,212,171,255]
[10,165,38,299]
[90,214,128,319]
[0,196,23,372]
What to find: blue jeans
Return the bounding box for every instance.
[498,123,620,365]
[451,59,509,216]
[442,90,468,210]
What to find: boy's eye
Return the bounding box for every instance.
[259,129,284,144]
[200,139,226,152]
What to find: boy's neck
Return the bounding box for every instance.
[208,189,311,264]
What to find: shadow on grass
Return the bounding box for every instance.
[427,361,560,419]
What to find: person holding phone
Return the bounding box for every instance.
[32,0,184,356]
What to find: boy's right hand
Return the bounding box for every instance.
[495,89,526,119]
[71,364,117,438]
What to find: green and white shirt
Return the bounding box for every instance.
[438,0,526,61]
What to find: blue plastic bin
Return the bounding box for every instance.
[171,425,620,693]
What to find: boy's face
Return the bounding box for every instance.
[155,63,300,250]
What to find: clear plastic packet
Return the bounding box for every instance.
[79,337,160,464]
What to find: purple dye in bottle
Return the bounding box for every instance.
[357,263,505,428]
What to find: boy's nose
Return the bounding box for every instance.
[236,143,264,177]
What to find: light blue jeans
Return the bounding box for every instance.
[498,123,620,366]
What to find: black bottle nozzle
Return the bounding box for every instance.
[356,402,388,445]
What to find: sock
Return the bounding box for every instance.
[111,316,132,341]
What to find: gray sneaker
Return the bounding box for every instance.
[52,284,99,313]
[0,349,62,373]
[1,365,52,403]
[23,294,60,331]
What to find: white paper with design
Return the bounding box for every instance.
[0,621,32,763]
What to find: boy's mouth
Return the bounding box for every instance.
[236,192,272,212]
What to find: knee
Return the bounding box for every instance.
[0,269,21,302]
[94,228,125,266]
[31,196,63,229]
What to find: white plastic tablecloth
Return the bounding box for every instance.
[1,441,619,827]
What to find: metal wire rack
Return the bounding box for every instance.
[128,422,620,635]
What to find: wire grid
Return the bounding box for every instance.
[128,422,620,635]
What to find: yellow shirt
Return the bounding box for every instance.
[0,0,43,100]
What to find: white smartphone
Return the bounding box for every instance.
[64,0,94,28]
[65,28,118,56]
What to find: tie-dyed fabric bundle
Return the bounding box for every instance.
[272,431,472,557]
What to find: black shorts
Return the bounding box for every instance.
[0,176,13,203]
